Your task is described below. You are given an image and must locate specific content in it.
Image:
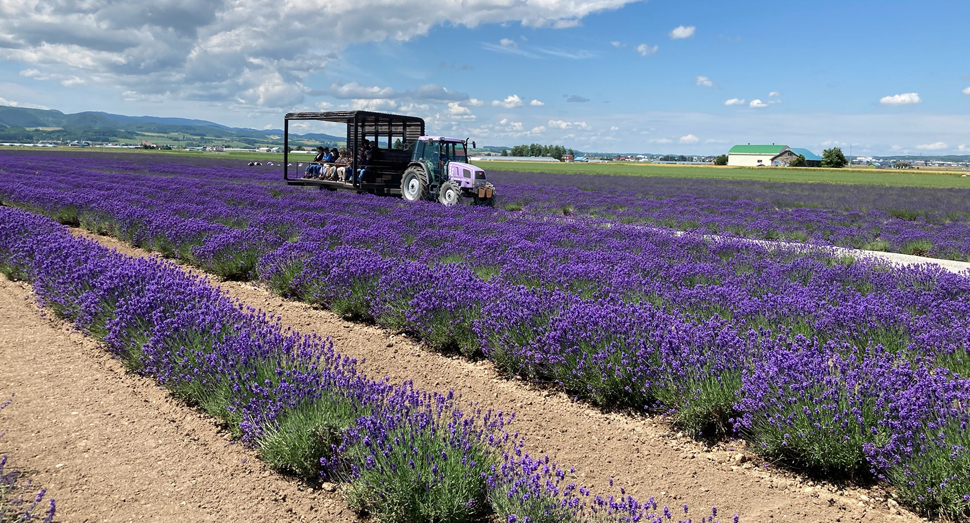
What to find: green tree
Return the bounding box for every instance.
[500,148,508,156]
[789,154,807,167]
[821,147,848,168]
[713,154,728,166]
[393,138,403,150]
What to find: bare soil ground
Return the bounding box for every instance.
[0,275,356,522]
[0,229,933,522]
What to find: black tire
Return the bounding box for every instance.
[438,180,461,206]
[401,166,430,202]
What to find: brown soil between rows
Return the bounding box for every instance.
[0,274,356,523]
[2,228,929,522]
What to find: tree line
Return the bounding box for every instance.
[500,144,574,160]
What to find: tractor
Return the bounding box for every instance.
[282,111,495,206]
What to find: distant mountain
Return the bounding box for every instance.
[0,105,343,146]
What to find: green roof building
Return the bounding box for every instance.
[727,144,796,167]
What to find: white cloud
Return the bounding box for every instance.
[447,102,471,115]
[679,133,699,144]
[529,99,544,106]
[695,75,714,87]
[0,0,638,107]
[649,138,673,144]
[670,25,696,39]
[636,43,658,56]
[0,95,47,109]
[548,119,588,130]
[749,99,768,108]
[492,94,524,108]
[350,98,399,112]
[610,41,624,48]
[326,82,396,99]
[236,71,305,107]
[963,86,970,95]
[916,141,947,150]
[957,144,967,152]
[467,98,485,106]
[880,92,921,105]
[530,125,546,134]
[724,98,746,106]
[499,38,517,48]
[768,91,780,97]
[609,126,619,131]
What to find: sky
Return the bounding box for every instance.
[1,0,969,156]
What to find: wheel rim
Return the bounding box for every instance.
[443,186,458,205]
[404,175,420,200]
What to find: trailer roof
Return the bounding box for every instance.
[285,110,425,125]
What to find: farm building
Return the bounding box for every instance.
[727,144,797,167]
[789,148,822,167]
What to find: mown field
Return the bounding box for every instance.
[476,160,970,188]
[1,151,969,521]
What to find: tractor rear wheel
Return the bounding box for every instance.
[401,166,430,202]
[438,180,461,206]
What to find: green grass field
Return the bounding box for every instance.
[471,160,970,189]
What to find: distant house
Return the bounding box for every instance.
[727,144,797,167]
[789,148,822,167]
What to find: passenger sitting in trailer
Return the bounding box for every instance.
[333,150,352,182]
[304,146,331,178]
[356,141,374,183]
[321,147,340,180]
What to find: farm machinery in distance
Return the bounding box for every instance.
[282,111,496,206]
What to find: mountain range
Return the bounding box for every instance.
[0,105,342,148]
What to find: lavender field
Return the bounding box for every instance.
[485,170,970,261]
[1,152,969,519]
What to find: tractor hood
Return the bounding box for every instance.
[447,161,487,188]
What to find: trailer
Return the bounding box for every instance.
[282,111,495,206]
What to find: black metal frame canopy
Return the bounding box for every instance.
[283,111,426,188]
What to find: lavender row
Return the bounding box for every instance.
[2,155,970,516]
[0,207,721,523]
[494,181,970,261]
[1,156,968,367]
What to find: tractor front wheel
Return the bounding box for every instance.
[401,167,430,202]
[438,181,461,206]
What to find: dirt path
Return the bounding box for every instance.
[45,230,927,523]
[0,275,357,523]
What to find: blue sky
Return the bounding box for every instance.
[1,0,969,155]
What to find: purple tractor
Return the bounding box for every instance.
[402,136,495,206]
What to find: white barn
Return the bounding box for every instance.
[727,144,797,167]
